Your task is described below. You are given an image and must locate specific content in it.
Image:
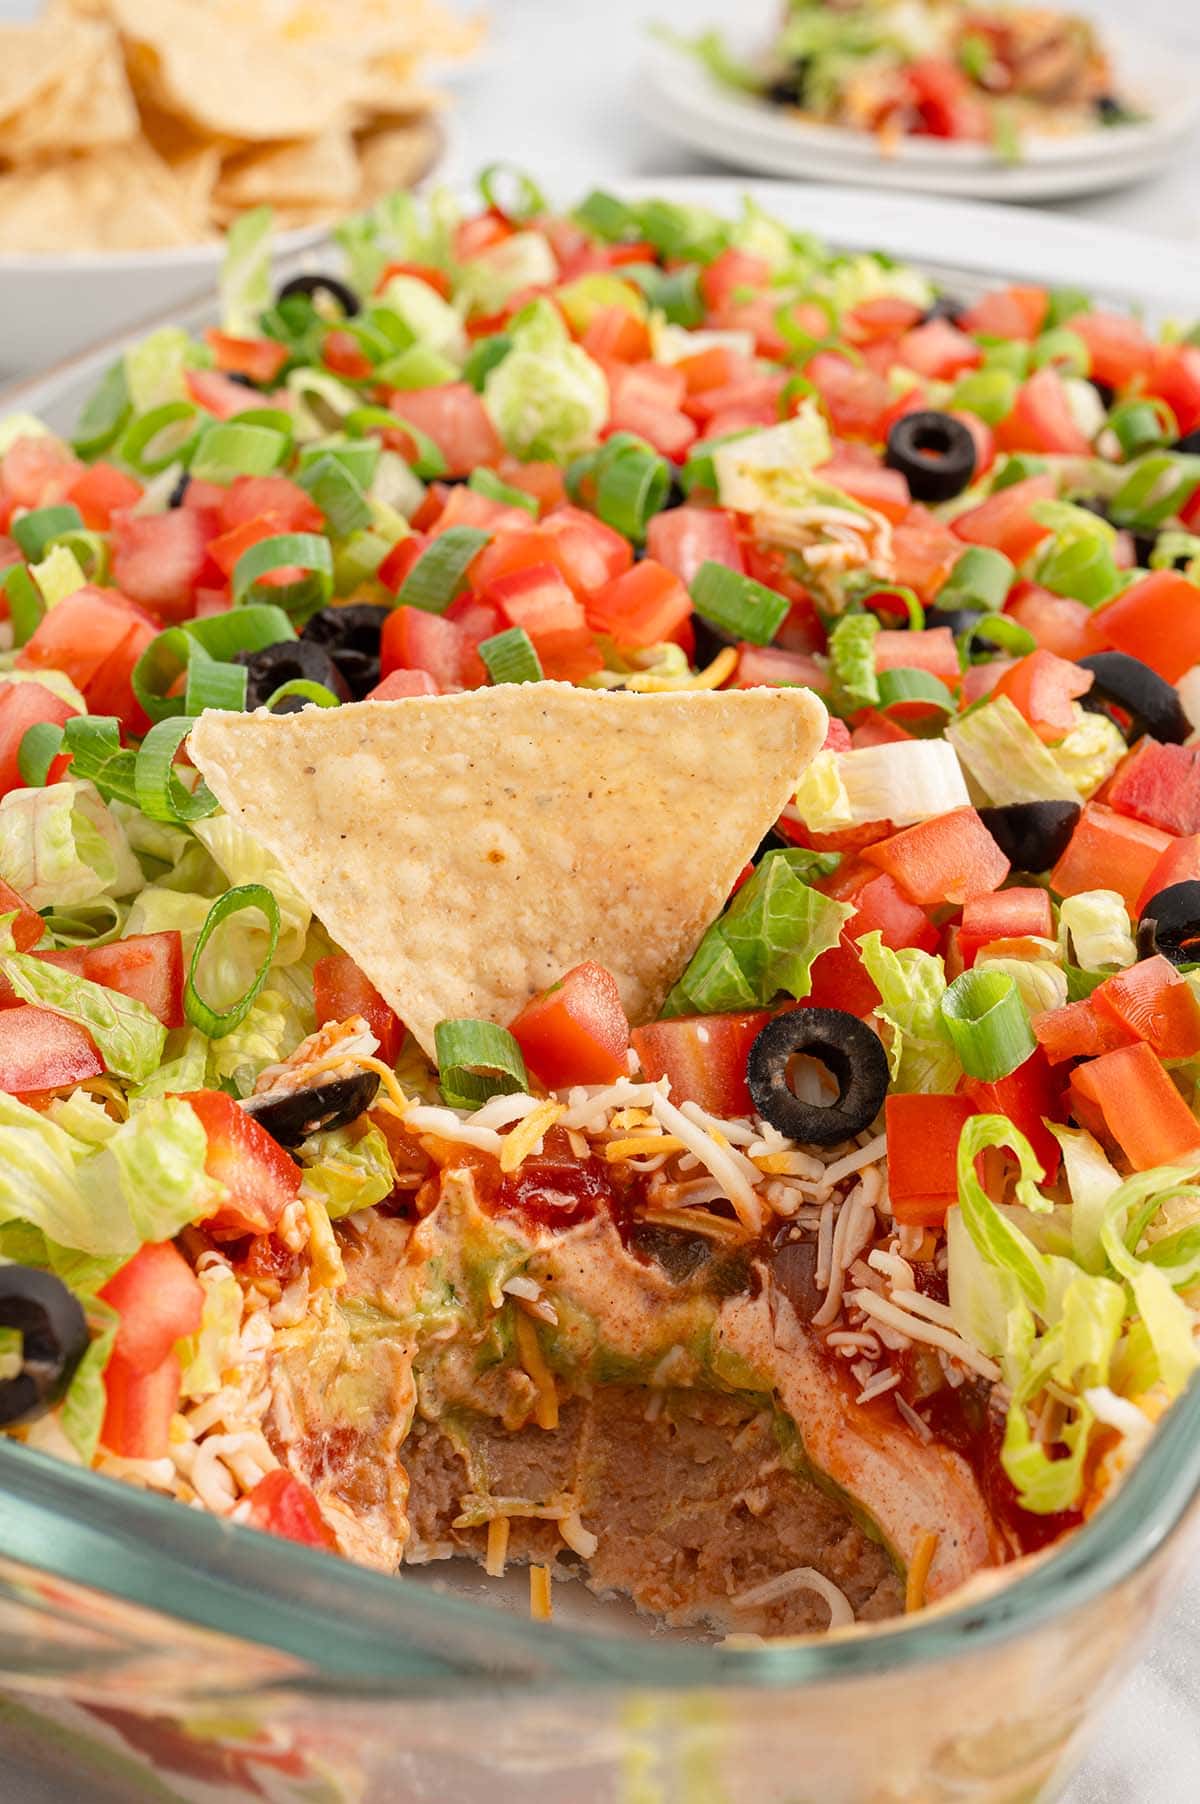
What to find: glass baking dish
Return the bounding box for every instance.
[3,176,1200,1804]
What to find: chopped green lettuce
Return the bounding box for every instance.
[711,403,833,514]
[458,231,558,317]
[220,206,273,337]
[1051,708,1126,799]
[0,781,142,911]
[300,1121,398,1220]
[946,696,1079,806]
[483,299,608,461]
[857,931,961,1093]
[179,1268,243,1402]
[1058,890,1137,971]
[1,952,165,1083]
[124,326,199,414]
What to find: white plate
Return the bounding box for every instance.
[638,9,1200,200]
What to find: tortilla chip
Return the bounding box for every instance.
[354,117,442,202]
[216,128,361,211]
[0,144,205,251]
[0,22,137,160]
[188,685,828,1057]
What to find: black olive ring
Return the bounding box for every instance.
[0,1266,90,1429]
[244,1071,381,1148]
[885,410,977,504]
[234,640,352,713]
[1137,882,1200,968]
[1077,651,1190,746]
[301,604,391,701]
[747,1010,890,1146]
[978,801,1081,873]
[276,272,361,318]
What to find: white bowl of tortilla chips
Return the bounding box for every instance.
[0,0,471,378]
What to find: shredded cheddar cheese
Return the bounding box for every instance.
[905,1532,939,1613]
[530,1564,553,1621]
[514,1310,559,1431]
[624,646,739,692]
[604,1133,685,1162]
[301,1192,346,1290]
[499,1099,564,1173]
[485,1515,510,1578]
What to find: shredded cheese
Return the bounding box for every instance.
[530,1564,553,1621]
[485,1516,510,1577]
[299,1050,410,1115]
[905,1532,939,1613]
[624,646,738,692]
[849,1290,1002,1382]
[650,1091,766,1233]
[604,1133,685,1161]
[300,1192,346,1290]
[514,1310,559,1431]
[732,1566,854,1629]
[499,1099,563,1173]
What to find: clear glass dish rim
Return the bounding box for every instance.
[1,1375,1198,1692]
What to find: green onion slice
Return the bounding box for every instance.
[1030,329,1089,377]
[12,504,83,564]
[574,189,634,240]
[298,452,372,538]
[231,532,334,621]
[72,359,131,459]
[963,614,1037,661]
[940,968,1035,1081]
[468,467,538,517]
[1108,398,1175,460]
[190,421,287,483]
[2,564,45,646]
[875,667,956,713]
[17,720,65,787]
[936,545,1015,613]
[376,344,459,391]
[118,402,200,475]
[346,404,447,478]
[478,163,547,221]
[134,718,219,824]
[186,655,247,716]
[45,527,108,584]
[593,435,670,543]
[857,581,924,630]
[264,678,342,711]
[434,1019,529,1109]
[185,884,281,1039]
[462,334,513,392]
[1108,452,1200,531]
[134,607,294,723]
[690,561,789,646]
[398,526,490,614]
[478,627,543,685]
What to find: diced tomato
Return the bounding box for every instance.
[218,475,323,535]
[0,1005,102,1095]
[1064,311,1153,391]
[1,437,84,517]
[1033,996,1136,1065]
[1005,582,1093,661]
[803,937,884,1017]
[808,870,938,1016]
[685,370,785,426]
[631,1010,772,1117]
[995,368,1092,457]
[906,57,990,139]
[895,318,983,381]
[807,352,894,442]
[207,513,283,579]
[1050,804,1173,913]
[17,586,156,728]
[891,514,966,603]
[483,562,601,682]
[645,506,744,585]
[426,484,531,542]
[962,1047,1064,1180]
[380,606,464,690]
[845,297,925,343]
[1088,570,1200,684]
[453,210,514,261]
[960,660,1014,706]
[851,709,914,748]
[99,1242,204,1374]
[1136,834,1200,916]
[0,680,78,799]
[376,259,453,300]
[674,344,752,394]
[1144,344,1200,438]
[733,644,826,691]
[952,409,997,480]
[960,286,1049,342]
[445,593,503,687]
[100,1350,181,1461]
[181,478,226,513]
[185,367,263,421]
[606,363,696,460]
[585,559,692,649]
[313,954,404,1065]
[65,461,143,530]
[1091,955,1200,1059]
[951,473,1056,565]
[992,649,1092,743]
[1069,1041,1200,1170]
[0,877,43,952]
[84,931,184,1028]
[581,306,652,363]
[818,455,911,523]
[509,961,630,1088]
[242,1468,336,1549]
[874,627,960,685]
[698,248,772,314]
[493,455,566,516]
[886,1093,977,1227]
[109,507,218,625]
[321,329,374,380]
[1106,739,1200,838]
[184,1089,301,1239]
[366,668,440,700]
[958,888,1053,965]
[386,383,503,478]
[203,330,288,385]
[376,536,424,595]
[863,807,1010,906]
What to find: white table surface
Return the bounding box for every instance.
[2,0,1200,1797]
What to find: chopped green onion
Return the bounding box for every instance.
[398,526,490,613]
[990,453,1047,491]
[478,163,547,222]
[875,667,955,713]
[1035,532,1121,608]
[463,334,513,392]
[618,262,705,328]
[852,579,924,630]
[264,678,342,711]
[134,718,218,824]
[17,720,64,787]
[949,368,1018,426]
[231,405,296,440]
[1044,287,1091,329]
[45,526,107,584]
[185,884,281,1039]
[11,504,83,564]
[134,607,295,723]
[1107,452,1200,531]
[1030,330,1089,377]
[964,614,1037,661]
[192,603,296,657]
[190,421,288,483]
[690,561,789,646]
[71,359,131,459]
[1108,399,1176,461]
[940,968,1035,1081]
[937,545,1014,613]
[231,532,334,622]
[2,564,45,646]
[185,656,247,715]
[118,402,200,475]
[297,438,381,488]
[434,1018,529,1109]
[346,406,447,478]
[478,627,543,684]
[592,434,670,543]
[375,344,459,390]
[298,452,372,537]
[573,189,635,241]
[468,467,538,516]
[980,339,1029,379]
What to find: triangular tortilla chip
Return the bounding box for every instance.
[189,684,827,1057]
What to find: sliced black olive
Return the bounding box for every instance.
[770,1231,821,1323]
[747,1010,889,1146]
[978,800,1080,871]
[1090,379,1116,411]
[885,411,977,504]
[1131,530,1191,572]
[244,1071,381,1148]
[0,1266,89,1428]
[1137,882,1200,967]
[752,826,790,864]
[167,469,191,509]
[301,604,390,701]
[235,640,352,712]
[1094,94,1124,122]
[763,61,809,107]
[920,294,967,327]
[225,372,257,390]
[692,615,738,666]
[276,272,361,318]
[1077,650,1190,745]
[925,602,986,638]
[1174,428,1200,457]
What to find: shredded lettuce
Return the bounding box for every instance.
[458,231,558,317]
[59,1298,119,1465]
[0,781,142,911]
[190,813,311,965]
[1058,890,1137,971]
[947,696,1079,806]
[711,403,833,514]
[300,1121,398,1220]
[792,740,970,833]
[178,1267,243,1402]
[857,932,961,1093]
[334,186,458,298]
[124,327,199,414]
[828,612,879,711]
[483,299,608,461]
[976,949,1068,1016]
[375,272,467,364]
[0,668,86,712]
[1052,708,1126,799]
[31,544,88,606]
[220,205,273,338]
[0,952,165,1083]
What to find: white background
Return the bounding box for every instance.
[2,0,1200,1799]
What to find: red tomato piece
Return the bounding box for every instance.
[845,296,925,343]
[960,286,1049,342]
[1088,570,1200,684]
[0,1005,102,1094]
[321,329,374,381]
[17,585,152,700]
[99,1242,204,1374]
[1004,582,1093,661]
[645,505,744,585]
[376,536,424,595]
[891,514,966,604]
[605,364,696,460]
[509,961,630,1088]
[109,507,218,625]
[444,593,503,687]
[206,514,283,580]
[84,931,184,1028]
[996,367,1092,457]
[1106,739,1200,838]
[65,461,143,530]
[886,1093,977,1227]
[313,954,404,1065]
[203,330,288,384]
[218,475,323,535]
[380,606,464,690]
[386,383,502,478]
[951,472,1057,565]
[1069,1041,1200,1170]
[1050,804,1173,914]
[184,1089,302,1239]
[874,626,960,684]
[1136,834,1200,916]
[185,367,263,421]
[0,876,43,952]
[734,644,826,691]
[0,680,77,799]
[376,260,453,300]
[1033,996,1135,1065]
[585,559,693,649]
[863,807,1010,906]
[818,455,911,523]
[896,318,983,381]
[366,668,439,700]
[851,709,914,748]
[906,57,990,139]
[958,887,1053,966]
[1064,311,1153,390]
[580,306,652,363]
[1091,955,1200,1060]
[698,248,772,313]
[483,563,601,683]
[101,1349,182,1460]
[962,1047,1064,1180]
[1145,344,1200,438]
[242,1468,336,1549]
[631,1010,773,1118]
[992,649,1093,743]
[426,483,532,541]
[493,455,566,516]
[807,352,894,441]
